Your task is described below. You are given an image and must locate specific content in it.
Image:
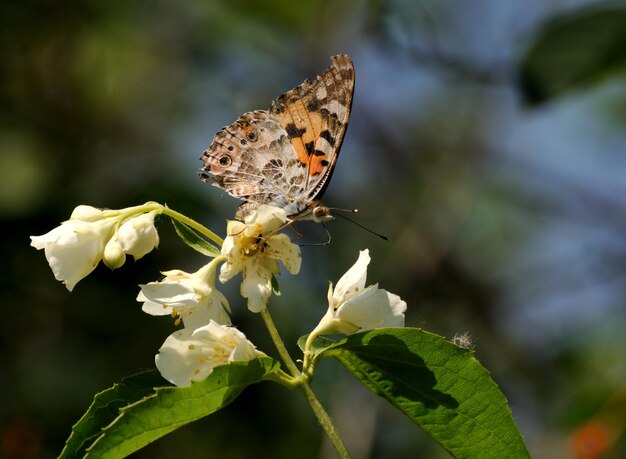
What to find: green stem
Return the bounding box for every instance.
[300,381,351,459]
[260,308,350,458]
[262,368,305,389]
[301,329,320,376]
[260,308,300,377]
[103,201,223,246]
[160,205,223,246]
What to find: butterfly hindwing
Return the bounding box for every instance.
[200,110,305,209]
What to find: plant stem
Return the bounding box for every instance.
[260,308,300,377]
[301,329,320,375]
[260,308,350,458]
[300,381,351,459]
[160,205,223,246]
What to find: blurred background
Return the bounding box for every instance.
[2,0,625,458]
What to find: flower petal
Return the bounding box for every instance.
[336,285,407,331]
[155,321,257,387]
[247,205,287,231]
[265,234,301,274]
[219,259,241,283]
[194,322,258,361]
[241,261,272,312]
[139,260,231,327]
[333,249,370,306]
[139,281,199,307]
[181,289,232,329]
[155,328,211,387]
[33,221,105,291]
[138,296,172,317]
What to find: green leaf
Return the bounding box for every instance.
[60,370,168,459]
[520,5,626,104]
[297,334,336,356]
[322,328,529,458]
[62,358,280,459]
[170,217,220,257]
[271,274,281,295]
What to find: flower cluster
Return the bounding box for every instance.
[31,202,407,387]
[136,204,303,385]
[30,204,160,291]
[138,261,260,385]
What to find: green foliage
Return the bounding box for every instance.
[297,334,336,356]
[322,328,530,458]
[60,370,168,459]
[61,358,280,459]
[520,4,626,103]
[59,330,528,458]
[170,217,221,257]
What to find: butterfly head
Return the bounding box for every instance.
[310,203,334,223]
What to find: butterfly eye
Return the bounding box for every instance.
[218,155,232,167]
[312,206,333,222]
[246,131,258,142]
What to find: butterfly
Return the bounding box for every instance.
[199,54,354,223]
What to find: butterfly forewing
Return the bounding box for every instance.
[270,54,354,202]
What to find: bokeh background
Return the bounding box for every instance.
[2,1,625,458]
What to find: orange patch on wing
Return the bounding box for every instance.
[290,140,310,166]
[308,154,327,176]
[288,136,328,176]
[276,99,328,175]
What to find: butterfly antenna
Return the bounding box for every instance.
[331,208,389,241]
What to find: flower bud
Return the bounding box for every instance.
[70,205,105,221]
[103,235,126,269]
[117,212,159,260]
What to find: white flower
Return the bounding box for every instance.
[311,250,406,336]
[116,211,159,260]
[32,203,164,289]
[138,259,231,329]
[220,205,301,312]
[30,212,117,291]
[155,320,259,387]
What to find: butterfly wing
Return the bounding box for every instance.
[269,54,354,203]
[199,54,354,219]
[199,109,306,212]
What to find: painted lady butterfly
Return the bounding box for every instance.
[199,54,354,223]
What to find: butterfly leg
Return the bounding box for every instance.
[297,222,332,247]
